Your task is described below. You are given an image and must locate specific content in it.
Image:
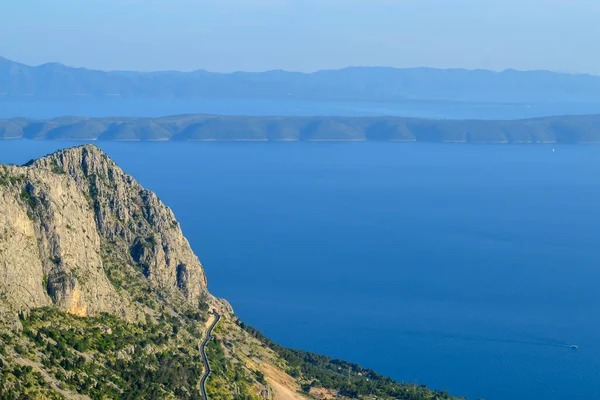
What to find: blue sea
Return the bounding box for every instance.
[2,141,600,400]
[1,97,600,120]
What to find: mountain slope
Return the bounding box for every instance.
[1,57,600,102]
[0,145,463,400]
[2,114,600,143]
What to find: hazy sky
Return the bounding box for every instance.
[1,0,599,73]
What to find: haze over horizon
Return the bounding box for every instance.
[2,2,600,400]
[1,0,599,74]
[3,54,598,76]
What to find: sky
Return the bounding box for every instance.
[1,0,599,73]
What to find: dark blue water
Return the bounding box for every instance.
[2,141,600,400]
[2,98,600,120]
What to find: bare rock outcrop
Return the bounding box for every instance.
[0,145,211,319]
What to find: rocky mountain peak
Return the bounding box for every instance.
[1,145,212,320]
[0,144,461,400]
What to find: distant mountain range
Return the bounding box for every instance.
[2,57,600,103]
[2,114,600,143]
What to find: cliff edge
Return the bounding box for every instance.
[0,145,461,400]
[1,145,218,320]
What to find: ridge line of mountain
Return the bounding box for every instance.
[2,56,600,102]
[1,114,600,143]
[2,55,596,76]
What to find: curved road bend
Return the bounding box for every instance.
[200,313,221,400]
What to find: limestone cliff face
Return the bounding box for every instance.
[0,145,210,318]
[0,145,458,400]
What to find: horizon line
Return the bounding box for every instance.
[0,55,595,77]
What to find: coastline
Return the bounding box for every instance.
[2,113,600,143]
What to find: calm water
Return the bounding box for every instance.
[2,97,600,120]
[2,141,600,400]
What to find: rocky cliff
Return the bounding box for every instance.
[1,145,212,320]
[0,145,461,400]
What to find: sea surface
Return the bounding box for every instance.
[1,97,600,120]
[2,141,600,400]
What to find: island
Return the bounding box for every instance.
[1,114,600,143]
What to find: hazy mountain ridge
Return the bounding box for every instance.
[1,114,600,143]
[2,57,600,102]
[0,145,463,400]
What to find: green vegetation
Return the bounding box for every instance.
[2,114,600,143]
[0,307,264,400]
[87,175,102,218]
[0,168,21,188]
[204,337,261,400]
[20,187,36,209]
[101,241,161,309]
[50,161,65,175]
[0,357,64,400]
[0,239,465,400]
[239,322,462,400]
[8,307,207,400]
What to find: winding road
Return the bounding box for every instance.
[200,313,221,400]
